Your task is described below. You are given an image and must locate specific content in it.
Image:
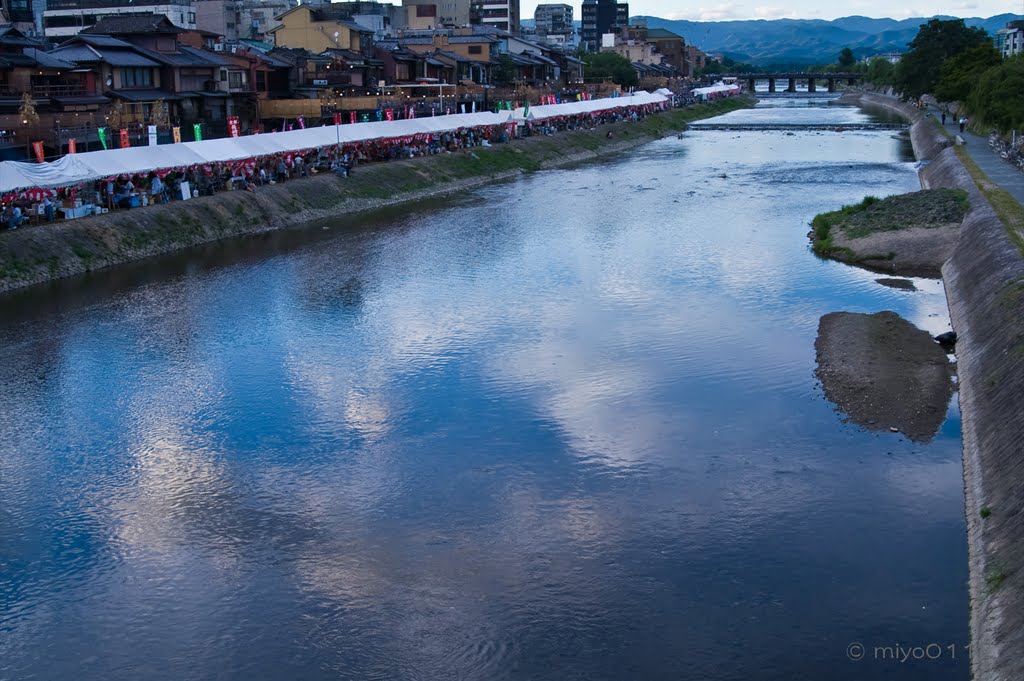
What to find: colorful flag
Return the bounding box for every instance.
[360,113,370,122]
[98,127,108,150]
[297,115,305,129]
[193,123,203,141]
[350,111,357,124]
[228,116,240,137]
[119,128,130,149]
[68,138,77,154]
[172,126,181,144]
[333,112,341,125]
[148,124,158,146]
[32,141,44,163]
[385,108,394,121]
[375,110,383,121]
[523,104,529,118]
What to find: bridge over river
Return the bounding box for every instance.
[722,72,863,93]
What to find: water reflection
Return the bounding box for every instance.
[0,99,967,680]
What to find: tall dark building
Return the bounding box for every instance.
[581,0,627,52]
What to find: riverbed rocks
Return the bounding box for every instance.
[814,310,955,442]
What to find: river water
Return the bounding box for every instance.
[0,98,967,680]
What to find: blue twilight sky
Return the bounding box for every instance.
[521,0,1023,22]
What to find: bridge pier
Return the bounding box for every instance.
[807,78,816,93]
[827,77,836,93]
[768,77,776,93]
[747,77,756,92]
[786,78,797,93]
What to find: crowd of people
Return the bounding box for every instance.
[1,96,690,230]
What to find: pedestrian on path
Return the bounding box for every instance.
[959,116,967,134]
[941,111,946,126]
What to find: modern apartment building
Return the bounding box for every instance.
[580,0,627,52]
[995,20,1024,58]
[534,3,571,36]
[42,0,197,38]
[194,0,294,43]
[469,0,518,34]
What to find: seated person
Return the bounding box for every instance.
[42,196,55,222]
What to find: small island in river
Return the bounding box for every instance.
[809,188,968,277]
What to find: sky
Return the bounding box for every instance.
[519,0,1024,23]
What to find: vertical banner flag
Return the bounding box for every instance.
[385,109,394,121]
[360,113,370,122]
[375,110,383,121]
[119,128,130,149]
[408,106,415,119]
[471,100,476,113]
[98,127,108,150]
[148,124,158,146]
[32,141,44,163]
[193,123,203,141]
[172,126,181,144]
[349,111,357,124]
[68,138,77,154]
[523,103,529,119]
[333,112,341,126]
[297,115,305,129]
[228,116,240,137]
[460,103,466,114]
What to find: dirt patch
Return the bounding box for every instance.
[814,310,955,442]
[811,189,968,277]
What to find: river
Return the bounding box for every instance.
[0,97,967,680]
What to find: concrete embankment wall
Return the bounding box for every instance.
[0,98,751,294]
[857,89,1024,681]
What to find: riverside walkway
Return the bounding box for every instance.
[929,105,1024,207]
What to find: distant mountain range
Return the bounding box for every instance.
[629,14,1024,65]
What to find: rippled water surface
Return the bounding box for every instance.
[0,98,967,681]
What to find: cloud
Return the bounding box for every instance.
[753,6,793,18]
[666,3,746,21]
[954,1,979,8]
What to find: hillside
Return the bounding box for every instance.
[630,13,1023,65]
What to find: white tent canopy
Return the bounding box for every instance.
[0,94,667,194]
[692,82,742,98]
[512,91,668,121]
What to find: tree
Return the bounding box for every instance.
[491,54,516,85]
[934,44,1001,103]
[582,52,638,87]
[865,57,895,86]
[18,92,38,126]
[893,18,990,99]
[838,47,856,68]
[966,56,1024,133]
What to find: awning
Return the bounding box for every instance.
[53,95,110,106]
[107,90,182,102]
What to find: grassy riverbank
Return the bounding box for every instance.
[0,96,753,293]
[810,189,968,276]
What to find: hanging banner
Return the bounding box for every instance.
[385,109,394,121]
[148,124,158,146]
[227,116,240,137]
[460,103,466,114]
[349,111,357,124]
[68,138,77,154]
[193,123,202,141]
[360,113,370,122]
[297,115,305,129]
[333,112,341,126]
[172,126,181,144]
[119,128,130,149]
[32,141,44,163]
[98,127,108,150]
[471,100,476,113]
[375,110,383,121]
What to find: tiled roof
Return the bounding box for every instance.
[72,35,135,48]
[23,48,77,70]
[82,15,182,35]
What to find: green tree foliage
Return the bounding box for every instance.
[934,44,1001,103]
[893,18,990,99]
[966,56,1024,133]
[864,57,895,86]
[583,52,638,87]
[838,47,856,68]
[697,55,758,76]
[491,54,516,85]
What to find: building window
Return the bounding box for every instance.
[468,45,482,54]
[228,71,243,88]
[120,67,153,88]
[188,12,195,22]
[255,71,266,91]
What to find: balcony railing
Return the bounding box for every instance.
[0,85,89,98]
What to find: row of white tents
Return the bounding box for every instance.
[0,91,668,195]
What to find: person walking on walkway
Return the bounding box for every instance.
[959,116,967,134]
[941,111,946,126]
